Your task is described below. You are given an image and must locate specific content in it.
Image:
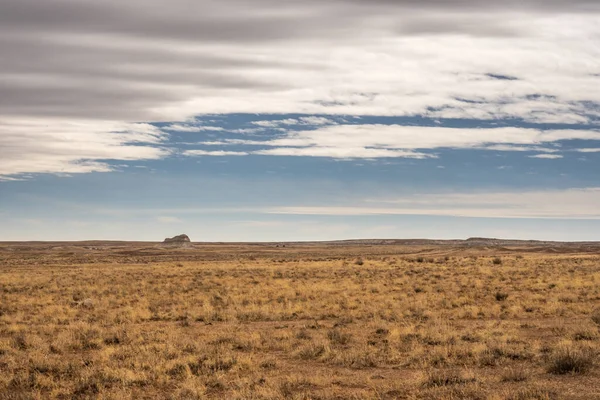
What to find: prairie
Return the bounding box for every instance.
[1,241,600,399]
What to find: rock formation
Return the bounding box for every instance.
[163,234,191,245]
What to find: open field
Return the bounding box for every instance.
[1,240,600,399]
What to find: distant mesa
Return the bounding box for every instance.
[466,237,498,242]
[163,234,191,245]
[465,237,500,246]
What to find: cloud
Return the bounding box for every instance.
[183,150,249,156]
[254,147,430,159]
[187,125,599,159]
[529,154,563,159]
[268,187,600,219]
[62,185,600,222]
[297,116,337,125]
[0,117,170,176]
[251,117,338,127]
[252,119,299,127]
[0,176,26,182]
[163,124,225,132]
[1,0,600,176]
[483,145,558,152]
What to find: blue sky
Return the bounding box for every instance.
[1,1,600,241]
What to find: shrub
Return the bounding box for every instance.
[327,329,352,346]
[422,369,476,387]
[297,344,326,360]
[547,344,594,374]
[508,388,557,400]
[279,378,316,398]
[572,329,598,341]
[354,257,364,266]
[339,351,377,369]
[501,367,529,382]
[296,329,312,340]
[259,360,277,370]
[495,292,509,301]
[12,332,28,350]
[492,257,502,265]
[591,308,600,326]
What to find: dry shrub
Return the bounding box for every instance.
[501,367,530,382]
[296,343,327,360]
[332,350,378,369]
[572,329,598,341]
[295,329,312,340]
[495,292,509,301]
[279,378,317,398]
[12,332,29,350]
[422,369,476,388]
[259,360,277,370]
[327,329,352,346]
[547,344,594,374]
[507,387,557,400]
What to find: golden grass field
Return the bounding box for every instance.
[1,240,600,399]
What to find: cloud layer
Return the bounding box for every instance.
[1,0,600,175]
[0,117,168,176]
[188,125,600,159]
[270,187,600,219]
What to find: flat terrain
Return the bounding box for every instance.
[1,240,600,399]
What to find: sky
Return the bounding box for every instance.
[1,0,600,242]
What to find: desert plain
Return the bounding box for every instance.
[1,238,600,399]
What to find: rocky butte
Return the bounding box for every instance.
[162,234,191,245]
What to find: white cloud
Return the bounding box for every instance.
[575,148,600,153]
[231,128,266,134]
[0,117,170,176]
[251,117,338,127]
[298,116,337,125]
[189,125,598,159]
[183,150,249,156]
[268,187,600,219]
[162,124,224,132]
[529,154,563,159]
[0,176,26,182]
[254,147,430,159]
[252,119,299,127]
[483,145,558,152]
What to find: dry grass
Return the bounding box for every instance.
[1,242,600,399]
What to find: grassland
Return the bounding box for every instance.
[1,241,600,399]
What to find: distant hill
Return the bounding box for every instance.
[162,234,191,245]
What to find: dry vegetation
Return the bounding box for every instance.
[1,242,600,399]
